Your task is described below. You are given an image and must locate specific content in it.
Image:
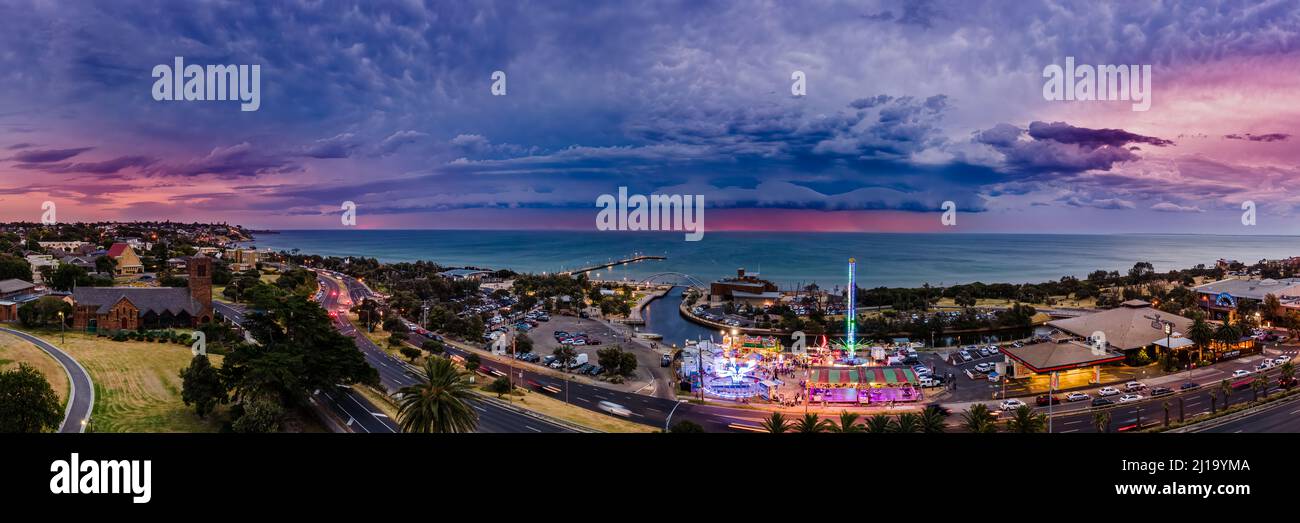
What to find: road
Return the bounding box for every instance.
[1192,396,1300,433]
[0,327,94,433]
[213,297,398,433]
[318,274,572,433]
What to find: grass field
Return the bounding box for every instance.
[0,331,70,409]
[21,330,226,433]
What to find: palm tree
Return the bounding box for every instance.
[1006,405,1046,433]
[396,356,480,433]
[1281,361,1296,383]
[1252,376,1268,402]
[1220,379,1232,409]
[1162,401,1171,427]
[1177,397,1185,423]
[793,413,830,433]
[892,412,921,433]
[865,414,894,433]
[761,412,791,433]
[920,406,947,433]
[829,411,863,433]
[1187,314,1214,364]
[1214,322,1241,348]
[1093,410,1111,433]
[961,404,998,433]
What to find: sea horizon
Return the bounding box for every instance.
[242,230,1300,289]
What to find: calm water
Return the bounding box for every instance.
[247,230,1300,289]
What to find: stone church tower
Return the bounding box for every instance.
[189,255,213,323]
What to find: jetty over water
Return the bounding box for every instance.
[561,255,666,276]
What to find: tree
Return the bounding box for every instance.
[0,364,63,432]
[396,357,479,433]
[179,354,226,419]
[0,254,33,282]
[230,389,283,433]
[464,353,481,373]
[514,333,533,354]
[49,263,91,291]
[1093,411,1111,433]
[1220,379,1232,409]
[1252,376,1268,402]
[1006,405,1045,433]
[760,412,790,433]
[17,296,72,329]
[421,339,445,355]
[1187,314,1214,363]
[864,414,893,433]
[961,404,998,433]
[794,413,830,433]
[488,376,513,397]
[892,413,921,433]
[829,411,862,433]
[920,406,946,433]
[399,346,421,362]
[94,254,117,275]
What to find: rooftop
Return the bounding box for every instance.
[0,279,36,295]
[72,287,204,316]
[1047,300,1194,351]
[1002,340,1126,373]
[1193,278,1300,301]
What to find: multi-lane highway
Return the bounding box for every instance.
[0,327,94,433]
[317,273,572,433]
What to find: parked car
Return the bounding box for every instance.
[1232,369,1251,379]
[957,350,972,361]
[987,346,1000,354]
[1066,392,1090,402]
[1124,381,1145,392]
[1091,397,1115,408]
[1150,387,1173,397]
[919,376,944,388]
[1097,386,1120,396]
[974,363,994,373]
[585,365,604,376]
[978,348,990,357]
[1036,394,1061,406]
[1118,393,1143,403]
[1179,382,1201,391]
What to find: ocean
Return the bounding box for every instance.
[245,230,1300,289]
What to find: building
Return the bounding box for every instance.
[1193,277,1300,321]
[1003,300,1200,380]
[709,268,780,307]
[69,256,213,331]
[25,254,57,283]
[438,269,493,280]
[0,279,37,299]
[105,243,144,276]
[224,248,260,272]
[38,241,90,252]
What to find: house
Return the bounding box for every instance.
[58,254,97,271]
[0,279,37,299]
[224,248,259,272]
[105,242,144,276]
[69,256,213,331]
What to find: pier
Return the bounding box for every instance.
[561,255,666,276]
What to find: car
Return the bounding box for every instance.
[586,365,604,376]
[958,350,972,361]
[913,365,932,376]
[987,346,1000,354]
[549,361,564,369]
[1091,397,1115,408]
[1124,381,1146,392]
[574,363,594,374]
[1232,369,1251,379]
[571,339,587,346]
[978,348,990,357]
[1274,355,1292,365]
[1256,360,1275,372]
[974,362,994,373]
[587,338,602,345]
[919,376,944,388]
[1179,382,1200,391]
[999,399,1026,411]
[1036,394,1061,406]
[1118,394,1143,403]
[597,401,631,417]
[1151,387,1174,397]
[1066,392,1090,402]
[1097,386,1120,396]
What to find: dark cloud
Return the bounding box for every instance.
[1224,133,1290,142]
[8,147,94,163]
[975,121,1173,176]
[16,155,155,174]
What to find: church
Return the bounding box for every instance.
[70,256,213,331]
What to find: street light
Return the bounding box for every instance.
[57,311,65,345]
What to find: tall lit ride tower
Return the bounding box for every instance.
[846,257,856,358]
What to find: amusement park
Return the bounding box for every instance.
[676,258,924,408]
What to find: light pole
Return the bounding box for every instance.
[57,311,65,345]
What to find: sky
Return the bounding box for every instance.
[0,0,1298,234]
